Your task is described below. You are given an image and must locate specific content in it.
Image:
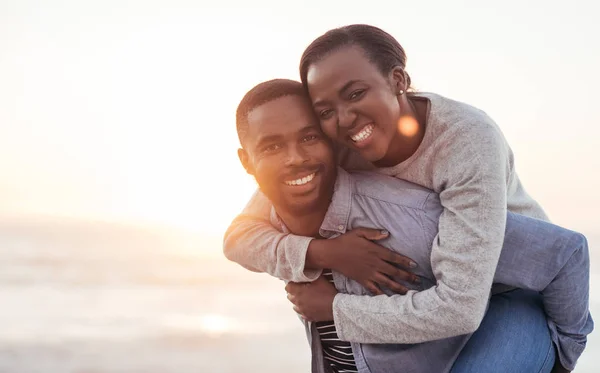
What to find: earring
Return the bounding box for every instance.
[398,90,404,95]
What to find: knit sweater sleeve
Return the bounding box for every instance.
[222,188,320,282]
[333,118,510,343]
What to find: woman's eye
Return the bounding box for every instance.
[349,89,365,100]
[319,109,333,119]
[348,89,365,100]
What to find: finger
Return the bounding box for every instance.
[353,227,389,241]
[378,261,420,284]
[374,272,409,295]
[285,282,295,292]
[285,282,303,294]
[286,292,295,303]
[293,306,309,321]
[365,280,384,296]
[377,248,418,270]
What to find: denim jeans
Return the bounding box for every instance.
[451,289,555,373]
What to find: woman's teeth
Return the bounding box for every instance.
[285,173,316,186]
[351,124,374,142]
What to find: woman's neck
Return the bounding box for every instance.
[374,96,428,168]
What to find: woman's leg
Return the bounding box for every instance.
[451,289,555,373]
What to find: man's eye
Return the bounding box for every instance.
[319,109,333,119]
[349,89,365,100]
[301,134,319,142]
[264,144,282,153]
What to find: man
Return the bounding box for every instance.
[232,78,592,373]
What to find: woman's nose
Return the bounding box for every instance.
[337,105,357,129]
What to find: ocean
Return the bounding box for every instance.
[0,216,597,372]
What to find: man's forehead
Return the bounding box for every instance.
[246,96,319,141]
[249,95,312,119]
[249,120,320,144]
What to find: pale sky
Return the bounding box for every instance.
[1,0,599,241]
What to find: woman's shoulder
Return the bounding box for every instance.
[415,92,495,128]
[416,91,508,148]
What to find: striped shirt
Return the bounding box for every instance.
[316,269,357,373]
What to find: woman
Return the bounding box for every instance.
[224,25,569,372]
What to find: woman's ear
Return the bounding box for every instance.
[238,148,254,175]
[389,66,408,94]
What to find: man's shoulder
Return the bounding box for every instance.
[347,171,439,211]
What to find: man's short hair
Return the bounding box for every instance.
[236,79,308,147]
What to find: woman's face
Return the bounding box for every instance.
[306,46,402,163]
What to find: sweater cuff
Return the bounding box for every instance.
[332,293,351,341]
[292,235,322,282]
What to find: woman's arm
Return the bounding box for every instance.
[329,124,511,343]
[223,188,418,290]
[223,189,320,282]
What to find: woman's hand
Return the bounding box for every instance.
[285,276,337,322]
[307,228,420,295]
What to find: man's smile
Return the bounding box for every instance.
[285,172,316,186]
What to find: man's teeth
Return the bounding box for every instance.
[351,124,374,142]
[285,173,316,186]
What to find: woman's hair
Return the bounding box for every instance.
[299,24,411,90]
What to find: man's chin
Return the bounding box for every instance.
[284,195,322,215]
[287,203,320,216]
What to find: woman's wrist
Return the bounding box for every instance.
[305,239,335,269]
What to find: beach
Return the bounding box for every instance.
[0,217,597,372]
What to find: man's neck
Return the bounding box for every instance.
[276,205,328,238]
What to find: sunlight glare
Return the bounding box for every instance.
[398,116,419,137]
[200,314,232,335]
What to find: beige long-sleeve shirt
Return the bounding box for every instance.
[223,92,547,343]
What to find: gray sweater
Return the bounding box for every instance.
[223,92,548,343]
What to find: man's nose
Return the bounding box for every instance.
[285,144,309,166]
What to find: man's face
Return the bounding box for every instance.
[240,95,336,215]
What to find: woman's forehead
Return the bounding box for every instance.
[306,47,385,99]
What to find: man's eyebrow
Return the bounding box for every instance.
[298,124,320,133]
[254,134,282,149]
[313,80,362,107]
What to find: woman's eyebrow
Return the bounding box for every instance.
[312,80,363,107]
[338,79,362,94]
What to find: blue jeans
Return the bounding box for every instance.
[451,289,555,373]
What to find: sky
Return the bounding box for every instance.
[0,0,599,244]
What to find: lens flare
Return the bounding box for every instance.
[397,116,419,137]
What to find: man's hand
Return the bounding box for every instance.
[306,228,420,295]
[285,276,337,322]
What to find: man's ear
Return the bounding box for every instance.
[238,148,255,175]
[389,66,408,93]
